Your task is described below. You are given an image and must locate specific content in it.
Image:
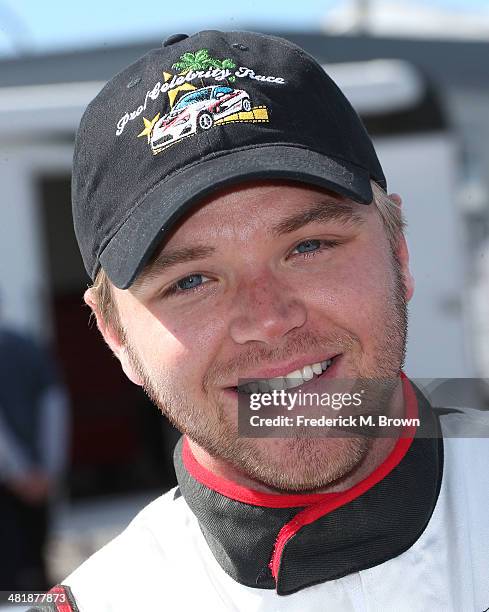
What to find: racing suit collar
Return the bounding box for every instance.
[174,376,444,595]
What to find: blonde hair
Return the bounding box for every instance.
[90,180,405,335]
[370,181,406,250]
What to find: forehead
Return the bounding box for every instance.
[160,180,368,246]
[123,180,380,294]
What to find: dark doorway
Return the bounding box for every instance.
[37,174,178,499]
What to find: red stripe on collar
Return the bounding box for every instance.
[36,585,80,611]
[183,373,418,513]
[269,373,418,579]
[183,437,343,508]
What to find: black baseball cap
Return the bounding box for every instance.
[72,30,386,289]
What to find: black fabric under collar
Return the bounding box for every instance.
[174,382,443,595]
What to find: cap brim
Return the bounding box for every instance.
[99,144,373,289]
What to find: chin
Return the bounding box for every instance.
[231,436,370,492]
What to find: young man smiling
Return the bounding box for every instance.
[87,179,411,493]
[49,30,488,612]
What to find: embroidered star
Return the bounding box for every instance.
[168,82,196,108]
[163,70,197,108]
[137,113,160,142]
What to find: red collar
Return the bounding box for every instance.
[175,375,442,594]
[182,372,418,508]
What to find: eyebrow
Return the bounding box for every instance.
[133,198,365,289]
[270,197,365,237]
[133,245,216,290]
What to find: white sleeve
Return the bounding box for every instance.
[38,386,71,479]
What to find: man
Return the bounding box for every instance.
[48,31,488,611]
[0,310,69,590]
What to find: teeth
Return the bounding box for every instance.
[285,369,302,390]
[312,363,322,375]
[286,377,304,390]
[269,377,286,391]
[237,357,334,394]
[286,369,303,379]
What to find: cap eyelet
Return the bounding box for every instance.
[126,77,141,89]
[163,33,189,47]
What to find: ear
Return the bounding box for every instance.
[388,193,415,302]
[389,193,402,207]
[84,288,144,387]
[396,234,415,302]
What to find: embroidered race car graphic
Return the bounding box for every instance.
[136,48,272,155]
[148,85,266,153]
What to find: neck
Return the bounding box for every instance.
[188,379,406,495]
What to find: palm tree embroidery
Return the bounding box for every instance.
[172,49,237,85]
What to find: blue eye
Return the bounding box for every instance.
[176,274,204,291]
[295,239,321,254]
[161,273,212,298]
[291,239,341,259]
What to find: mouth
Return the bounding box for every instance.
[226,354,341,396]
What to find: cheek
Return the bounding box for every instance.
[304,243,396,333]
[155,307,226,355]
[122,302,187,370]
[133,301,227,385]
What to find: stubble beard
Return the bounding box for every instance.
[123,252,408,493]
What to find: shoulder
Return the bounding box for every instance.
[0,329,34,353]
[0,329,56,380]
[436,406,489,439]
[436,407,489,500]
[62,487,197,610]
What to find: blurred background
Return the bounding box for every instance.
[0,0,488,592]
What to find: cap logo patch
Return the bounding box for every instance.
[116,48,285,154]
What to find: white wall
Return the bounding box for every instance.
[375,133,472,378]
[0,143,73,339]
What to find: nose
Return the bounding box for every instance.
[229,270,307,345]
